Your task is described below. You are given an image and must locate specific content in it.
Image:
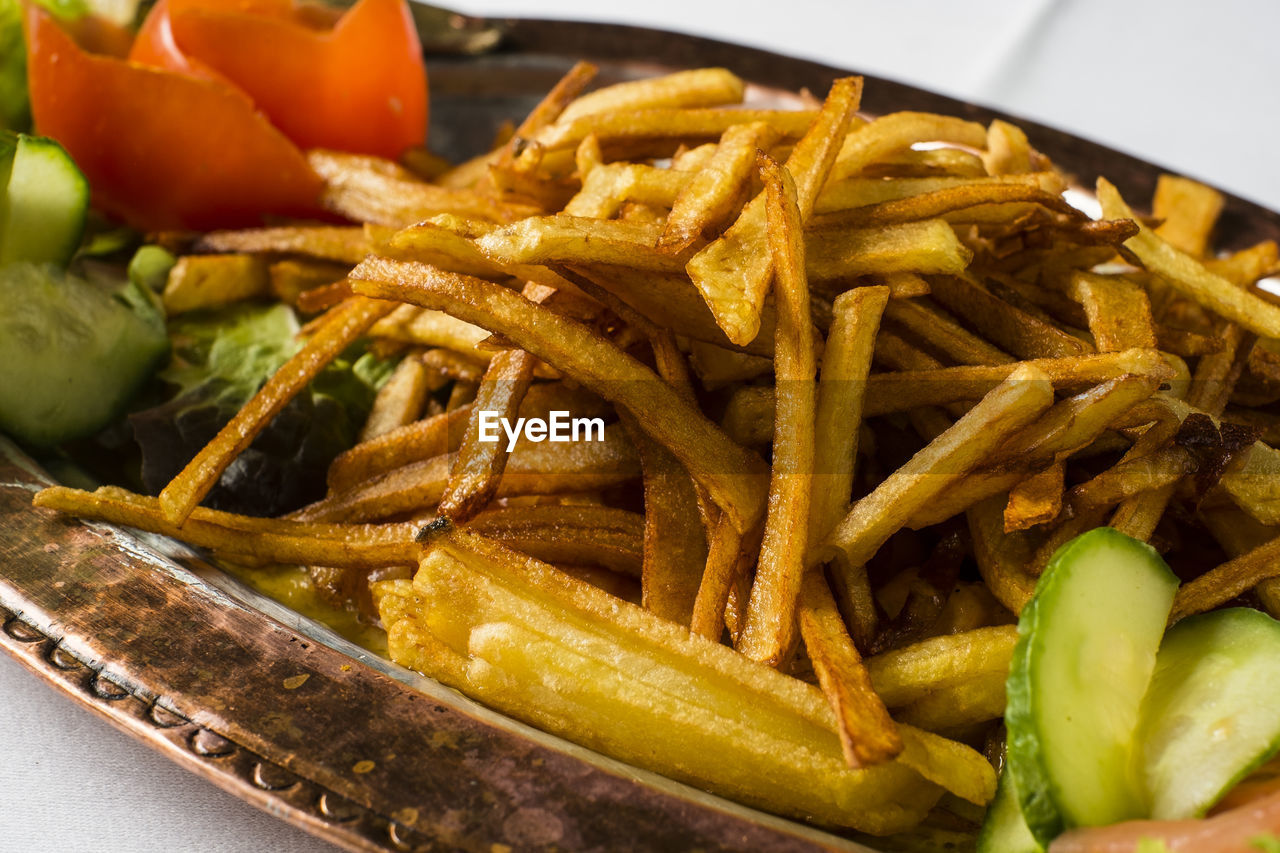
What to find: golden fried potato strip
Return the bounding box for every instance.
[739,155,817,666]
[349,258,769,532]
[686,77,862,345]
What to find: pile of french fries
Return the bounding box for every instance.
[34,64,1280,839]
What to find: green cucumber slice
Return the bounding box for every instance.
[0,131,89,266]
[1006,527,1178,844]
[0,261,167,447]
[1140,607,1280,819]
[977,771,1043,853]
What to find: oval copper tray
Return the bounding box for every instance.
[4,13,1280,853]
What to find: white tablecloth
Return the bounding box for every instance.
[4,2,1278,850]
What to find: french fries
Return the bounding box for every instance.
[348,258,769,533]
[437,348,536,523]
[738,154,817,666]
[818,364,1053,570]
[686,77,861,346]
[387,524,993,833]
[162,254,270,315]
[36,65,1280,845]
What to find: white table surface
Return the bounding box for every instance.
[4,2,1279,851]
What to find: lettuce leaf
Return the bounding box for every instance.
[129,303,394,516]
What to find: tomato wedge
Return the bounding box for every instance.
[25,4,323,231]
[131,0,427,159]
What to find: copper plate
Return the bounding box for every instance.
[4,12,1280,853]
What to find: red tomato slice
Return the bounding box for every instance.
[132,0,427,160]
[25,4,323,231]
[128,0,230,83]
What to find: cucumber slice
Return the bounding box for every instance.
[1140,608,1280,819]
[0,261,167,447]
[977,772,1043,853]
[1006,527,1178,844]
[0,131,89,266]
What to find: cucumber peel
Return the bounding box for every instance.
[1140,608,1280,819]
[1006,527,1177,843]
[0,261,167,447]
[986,527,1280,848]
[976,771,1043,853]
[0,130,90,266]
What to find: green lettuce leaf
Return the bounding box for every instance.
[129,303,394,516]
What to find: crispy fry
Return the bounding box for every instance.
[620,413,707,626]
[819,364,1053,569]
[349,258,769,533]
[806,220,974,285]
[812,183,1076,231]
[738,155,817,666]
[162,253,269,315]
[866,347,1171,416]
[532,107,817,156]
[1171,534,1280,623]
[1098,178,1280,338]
[1207,240,1280,288]
[158,296,397,524]
[328,383,606,491]
[309,150,538,226]
[370,305,492,360]
[983,119,1033,175]
[465,504,643,577]
[896,670,1009,733]
[799,571,903,767]
[496,61,597,169]
[557,67,745,125]
[816,172,1067,215]
[686,77,862,345]
[35,486,419,568]
[562,162,688,218]
[1004,460,1065,532]
[876,272,932,299]
[883,297,1012,366]
[295,278,354,314]
[196,225,372,264]
[437,348,537,523]
[558,263,774,356]
[809,286,890,650]
[1187,323,1250,416]
[298,422,640,523]
[863,146,987,179]
[1153,174,1224,259]
[1068,271,1157,351]
[690,515,748,641]
[927,274,1092,359]
[385,216,569,286]
[863,625,1019,708]
[476,215,685,271]
[829,112,987,182]
[660,121,779,252]
[1069,448,1196,514]
[359,354,431,442]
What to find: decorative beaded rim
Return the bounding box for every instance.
[0,607,434,853]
